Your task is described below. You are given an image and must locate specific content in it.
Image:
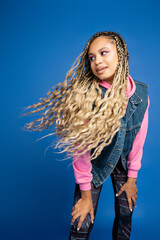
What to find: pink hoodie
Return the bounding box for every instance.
[72,75,150,191]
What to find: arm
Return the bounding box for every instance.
[72,147,94,230]
[72,118,93,191]
[116,96,150,211]
[127,96,150,178]
[72,147,92,191]
[71,118,94,230]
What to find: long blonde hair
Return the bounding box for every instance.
[21,31,129,162]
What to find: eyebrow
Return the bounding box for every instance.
[88,47,110,56]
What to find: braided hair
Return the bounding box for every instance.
[21,31,129,162]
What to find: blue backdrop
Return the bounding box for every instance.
[1,0,159,239]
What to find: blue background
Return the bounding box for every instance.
[0,0,159,239]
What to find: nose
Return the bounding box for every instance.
[95,55,102,65]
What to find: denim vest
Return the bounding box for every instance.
[90,80,149,188]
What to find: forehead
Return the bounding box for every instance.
[88,36,116,54]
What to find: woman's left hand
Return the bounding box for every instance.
[115,177,138,212]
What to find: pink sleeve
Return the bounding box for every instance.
[127,96,150,178]
[72,147,92,191]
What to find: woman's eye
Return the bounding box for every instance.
[89,56,95,61]
[101,51,108,55]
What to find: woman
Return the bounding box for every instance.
[22,31,150,239]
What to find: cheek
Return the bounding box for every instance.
[114,54,119,68]
[113,60,118,71]
[90,63,96,73]
[110,56,118,71]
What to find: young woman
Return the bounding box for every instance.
[22,31,150,240]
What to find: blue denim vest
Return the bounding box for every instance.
[90,80,149,188]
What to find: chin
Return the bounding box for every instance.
[99,75,110,81]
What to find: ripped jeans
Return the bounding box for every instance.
[68,159,135,240]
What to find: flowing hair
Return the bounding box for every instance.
[21,31,129,162]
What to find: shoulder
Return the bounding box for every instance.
[133,79,149,101]
[131,79,149,111]
[133,79,149,89]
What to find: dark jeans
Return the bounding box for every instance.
[68,159,135,240]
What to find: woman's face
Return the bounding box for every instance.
[88,36,119,85]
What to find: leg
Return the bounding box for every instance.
[111,159,135,240]
[68,181,103,240]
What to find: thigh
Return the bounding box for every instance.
[111,158,128,187]
[111,159,134,214]
[69,181,103,238]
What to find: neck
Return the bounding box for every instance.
[101,75,114,85]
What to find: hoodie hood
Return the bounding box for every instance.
[98,75,136,99]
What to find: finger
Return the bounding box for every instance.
[71,217,76,225]
[77,216,86,231]
[89,208,94,224]
[71,208,79,217]
[132,197,137,207]
[116,187,124,197]
[71,211,80,225]
[71,203,81,216]
[72,199,81,211]
[127,197,133,212]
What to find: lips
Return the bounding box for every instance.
[96,66,107,73]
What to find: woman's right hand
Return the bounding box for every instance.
[71,190,94,231]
